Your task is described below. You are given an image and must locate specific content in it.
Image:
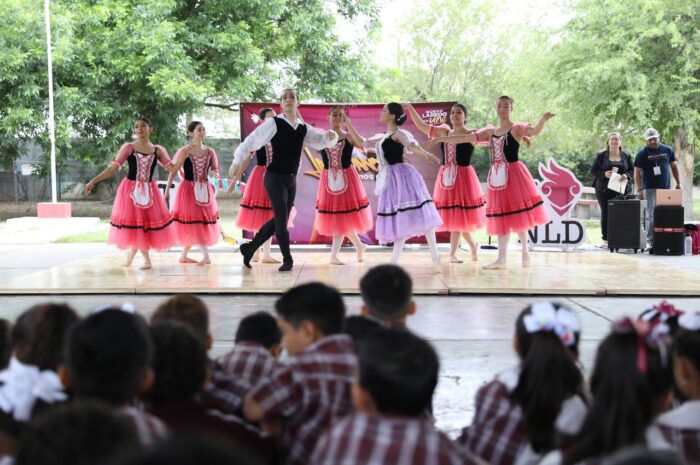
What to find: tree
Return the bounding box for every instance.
[550,0,699,218]
[0,0,378,180]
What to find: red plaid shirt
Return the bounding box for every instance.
[116,406,169,445]
[201,359,250,414]
[216,342,278,390]
[656,401,700,465]
[458,368,587,465]
[311,412,478,465]
[249,334,356,465]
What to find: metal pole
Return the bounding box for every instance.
[44,0,57,203]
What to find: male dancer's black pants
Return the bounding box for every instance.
[248,170,296,264]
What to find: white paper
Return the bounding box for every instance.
[607,172,628,194]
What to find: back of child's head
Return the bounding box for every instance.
[673,312,700,394]
[15,401,137,465]
[512,301,584,452]
[638,301,684,334]
[106,433,265,465]
[145,323,207,404]
[344,315,382,344]
[359,265,413,321]
[355,327,438,416]
[0,318,12,370]
[13,303,79,371]
[151,294,209,344]
[565,317,674,465]
[65,309,153,406]
[235,312,281,349]
[275,282,345,336]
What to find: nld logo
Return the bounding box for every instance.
[528,159,586,248]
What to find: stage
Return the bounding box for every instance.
[1,243,698,296]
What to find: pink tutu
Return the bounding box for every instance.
[485,161,549,235]
[171,180,220,247]
[433,165,486,232]
[236,166,273,231]
[108,179,176,251]
[315,168,373,236]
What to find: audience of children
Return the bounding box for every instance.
[0,266,695,465]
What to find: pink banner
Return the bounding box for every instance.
[240,102,457,244]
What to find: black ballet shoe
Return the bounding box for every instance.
[278,261,294,272]
[240,243,253,268]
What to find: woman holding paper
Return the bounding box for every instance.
[590,132,635,247]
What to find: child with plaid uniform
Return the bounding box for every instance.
[311,326,477,465]
[243,283,356,465]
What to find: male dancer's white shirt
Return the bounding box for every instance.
[231,115,338,170]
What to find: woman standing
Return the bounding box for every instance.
[229,108,280,263]
[84,117,178,269]
[165,121,220,266]
[405,103,485,263]
[314,106,373,265]
[432,96,552,269]
[344,103,443,269]
[590,132,634,248]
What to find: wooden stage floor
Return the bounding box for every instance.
[1,245,697,296]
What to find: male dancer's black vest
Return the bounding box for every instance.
[268,117,308,175]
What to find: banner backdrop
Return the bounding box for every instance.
[239,102,457,244]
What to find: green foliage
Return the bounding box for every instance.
[0,0,378,172]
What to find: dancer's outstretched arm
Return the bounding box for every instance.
[404,104,433,136]
[524,112,555,137]
[84,143,131,195]
[395,130,440,165]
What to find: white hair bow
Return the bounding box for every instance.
[523,301,581,347]
[0,358,67,421]
[679,312,700,331]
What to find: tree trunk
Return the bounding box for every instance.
[673,124,695,221]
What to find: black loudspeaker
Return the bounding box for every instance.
[653,231,684,255]
[654,206,684,228]
[608,199,646,253]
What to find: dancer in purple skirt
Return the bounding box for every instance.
[343,103,443,270]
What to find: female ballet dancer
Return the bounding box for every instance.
[314,106,373,265]
[344,103,443,269]
[84,117,177,269]
[164,121,220,266]
[229,108,280,264]
[405,103,485,263]
[432,96,553,269]
[230,88,338,271]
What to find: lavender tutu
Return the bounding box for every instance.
[375,163,443,243]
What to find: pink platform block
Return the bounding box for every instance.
[37,202,72,218]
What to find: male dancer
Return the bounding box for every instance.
[230,89,338,271]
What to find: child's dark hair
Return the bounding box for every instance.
[146,323,207,404]
[451,103,468,117]
[235,312,281,348]
[564,318,674,465]
[0,318,13,370]
[344,315,381,344]
[497,95,514,107]
[275,282,345,336]
[106,433,265,465]
[356,327,438,416]
[13,303,79,371]
[360,264,413,320]
[674,313,700,373]
[151,294,209,344]
[258,108,274,120]
[386,102,407,125]
[511,302,584,453]
[328,105,343,116]
[16,401,137,465]
[187,120,203,134]
[65,309,153,406]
